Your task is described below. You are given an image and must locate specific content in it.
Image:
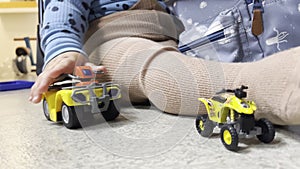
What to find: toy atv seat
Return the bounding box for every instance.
[211,95,227,103]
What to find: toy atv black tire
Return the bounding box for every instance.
[101,101,120,121]
[61,103,81,129]
[221,125,239,151]
[42,99,51,121]
[195,114,214,137]
[256,118,275,143]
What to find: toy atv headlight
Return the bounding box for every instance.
[72,93,87,102]
[108,88,120,99]
[240,101,250,108]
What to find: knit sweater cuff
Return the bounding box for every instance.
[42,35,87,70]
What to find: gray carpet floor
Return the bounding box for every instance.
[1,89,300,169]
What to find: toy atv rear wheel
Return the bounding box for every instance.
[42,99,51,121]
[221,125,239,151]
[61,103,81,129]
[195,114,214,137]
[255,118,275,143]
[101,101,120,121]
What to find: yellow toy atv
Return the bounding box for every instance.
[42,66,121,129]
[196,85,275,151]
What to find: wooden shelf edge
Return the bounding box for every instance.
[0,7,37,13]
[0,2,37,8]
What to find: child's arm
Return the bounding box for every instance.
[29,0,100,103]
[41,0,92,67]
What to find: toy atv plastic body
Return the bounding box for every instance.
[42,66,121,129]
[196,85,275,151]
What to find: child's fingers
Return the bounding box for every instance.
[29,73,56,103]
[29,64,67,103]
[29,53,81,103]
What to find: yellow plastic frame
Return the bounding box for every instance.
[198,94,257,124]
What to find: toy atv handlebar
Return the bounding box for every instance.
[216,85,248,99]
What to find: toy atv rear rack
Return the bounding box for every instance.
[70,82,120,114]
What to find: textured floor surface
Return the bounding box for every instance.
[1,88,300,169]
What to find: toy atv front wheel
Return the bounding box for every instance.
[42,99,51,121]
[195,114,214,137]
[256,118,275,143]
[101,101,120,121]
[61,103,81,129]
[221,125,239,151]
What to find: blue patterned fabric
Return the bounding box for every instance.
[172,0,300,62]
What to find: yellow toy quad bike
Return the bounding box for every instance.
[196,85,275,151]
[42,66,121,129]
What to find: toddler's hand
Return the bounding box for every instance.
[29,52,106,103]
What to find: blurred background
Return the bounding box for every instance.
[0,0,37,81]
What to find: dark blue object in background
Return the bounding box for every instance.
[0,80,34,91]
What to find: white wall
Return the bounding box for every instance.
[0,11,38,80]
